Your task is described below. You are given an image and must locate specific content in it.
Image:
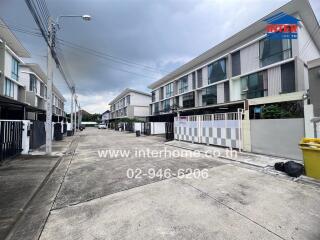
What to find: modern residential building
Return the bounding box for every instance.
[52,85,66,118]
[109,88,151,121]
[19,63,66,120]
[101,110,110,124]
[148,0,320,159]
[0,18,31,119]
[0,18,66,121]
[149,0,319,120]
[20,63,47,118]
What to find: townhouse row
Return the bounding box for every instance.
[106,0,320,160]
[0,18,65,121]
[148,0,319,120]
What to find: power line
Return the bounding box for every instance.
[57,38,169,74]
[58,41,159,79]
[0,21,166,79]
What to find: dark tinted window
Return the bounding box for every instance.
[183,92,195,108]
[197,69,203,88]
[281,62,295,93]
[202,85,217,106]
[224,81,230,102]
[232,51,241,76]
[208,58,226,84]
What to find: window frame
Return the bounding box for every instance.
[165,82,174,98]
[11,57,19,81]
[208,58,227,84]
[259,38,292,67]
[178,76,188,94]
[182,92,195,108]
[5,78,14,98]
[202,85,217,106]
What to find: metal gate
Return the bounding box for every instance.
[30,120,46,150]
[165,122,174,141]
[0,121,23,162]
[142,122,151,135]
[125,122,134,133]
[174,111,243,150]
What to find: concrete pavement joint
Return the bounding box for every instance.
[4,156,62,240]
[37,136,80,240]
[177,178,286,240]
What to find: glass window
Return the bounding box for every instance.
[232,51,241,76]
[197,69,203,88]
[241,71,268,99]
[30,75,37,93]
[163,99,170,112]
[208,58,226,84]
[202,85,217,106]
[154,102,159,114]
[183,92,195,108]
[192,72,196,89]
[179,76,188,94]
[281,62,295,93]
[151,91,155,102]
[224,81,230,102]
[11,57,19,81]
[126,95,130,105]
[5,78,14,98]
[165,83,174,98]
[259,39,292,67]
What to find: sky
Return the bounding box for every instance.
[0,0,319,114]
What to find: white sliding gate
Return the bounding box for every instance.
[174,111,243,150]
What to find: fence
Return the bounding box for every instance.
[165,122,174,141]
[174,111,243,150]
[29,120,46,150]
[0,121,23,162]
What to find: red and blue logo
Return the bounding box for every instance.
[264,12,300,40]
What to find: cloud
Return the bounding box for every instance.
[0,0,319,113]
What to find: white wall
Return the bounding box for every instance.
[240,41,260,75]
[230,78,241,101]
[217,82,225,104]
[151,122,166,134]
[19,66,30,88]
[298,22,320,63]
[267,66,281,96]
[130,92,151,106]
[4,50,12,78]
[202,66,208,87]
[133,106,149,117]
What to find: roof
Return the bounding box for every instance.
[308,58,320,69]
[109,88,151,105]
[148,0,320,89]
[0,18,30,58]
[21,63,48,84]
[102,110,110,115]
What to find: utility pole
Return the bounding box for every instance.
[71,89,74,133]
[45,17,54,154]
[74,95,77,132]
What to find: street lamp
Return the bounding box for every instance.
[56,15,92,28]
[45,14,91,154]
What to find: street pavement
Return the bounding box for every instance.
[2,128,320,240]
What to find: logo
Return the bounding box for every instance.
[264,12,300,40]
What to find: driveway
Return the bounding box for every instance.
[39,128,320,240]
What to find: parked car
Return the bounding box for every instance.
[98,124,107,129]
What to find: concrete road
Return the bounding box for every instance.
[39,128,320,240]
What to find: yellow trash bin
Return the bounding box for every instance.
[300,138,320,179]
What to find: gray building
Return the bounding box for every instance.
[109,88,151,121]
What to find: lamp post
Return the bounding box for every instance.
[46,15,91,154]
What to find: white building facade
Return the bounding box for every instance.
[148,0,320,159]
[109,88,151,121]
